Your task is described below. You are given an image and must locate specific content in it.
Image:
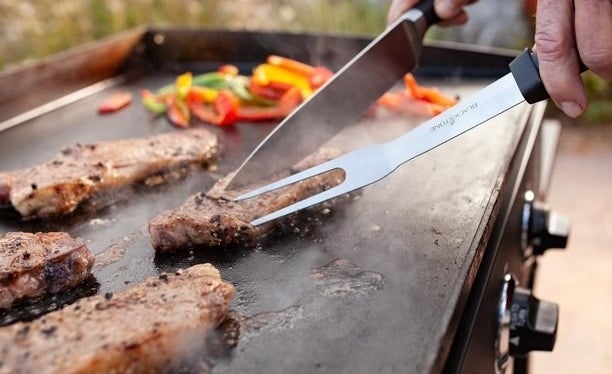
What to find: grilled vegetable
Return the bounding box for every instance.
[377,73,457,116]
[140,56,325,127]
[98,92,132,114]
[188,89,239,127]
[237,87,302,122]
[139,56,450,128]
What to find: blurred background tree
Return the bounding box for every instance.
[0,0,390,70]
[0,0,608,122]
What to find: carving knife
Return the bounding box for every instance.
[224,0,442,190]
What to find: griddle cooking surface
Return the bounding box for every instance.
[0,29,531,373]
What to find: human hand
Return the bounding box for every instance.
[535,0,612,118]
[387,0,478,26]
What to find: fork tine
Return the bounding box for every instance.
[250,181,354,226]
[235,156,345,201]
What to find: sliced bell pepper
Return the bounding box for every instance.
[378,92,444,117]
[98,91,132,114]
[267,55,315,77]
[227,75,256,102]
[248,78,290,101]
[377,73,457,117]
[218,64,239,76]
[188,89,239,126]
[308,66,334,89]
[187,86,219,103]
[165,94,190,128]
[156,72,231,95]
[266,55,333,89]
[237,87,302,122]
[175,72,192,100]
[140,89,167,114]
[403,73,457,107]
[252,63,312,99]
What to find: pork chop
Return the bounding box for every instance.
[149,148,346,251]
[0,263,234,374]
[0,232,94,310]
[0,128,218,219]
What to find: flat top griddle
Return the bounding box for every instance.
[0,28,533,373]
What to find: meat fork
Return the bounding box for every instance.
[236,141,404,226]
[235,49,551,226]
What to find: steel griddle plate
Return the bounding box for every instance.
[0,29,532,373]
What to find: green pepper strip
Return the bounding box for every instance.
[140,89,167,114]
[156,72,231,95]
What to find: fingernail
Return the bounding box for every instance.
[560,101,583,118]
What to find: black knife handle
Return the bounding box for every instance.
[414,0,442,25]
[509,48,589,104]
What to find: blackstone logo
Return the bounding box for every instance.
[431,102,479,132]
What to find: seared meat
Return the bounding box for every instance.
[149,148,345,251]
[0,128,218,219]
[0,263,234,374]
[0,232,94,310]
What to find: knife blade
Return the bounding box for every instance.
[237,49,562,226]
[224,0,441,191]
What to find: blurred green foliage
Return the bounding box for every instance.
[584,72,612,123]
[0,0,389,70]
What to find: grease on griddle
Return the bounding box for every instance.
[240,305,304,339]
[233,259,384,346]
[0,275,99,326]
[311,259,385,298]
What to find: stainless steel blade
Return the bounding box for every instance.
[224,9,432,191]
[239,73,526,225]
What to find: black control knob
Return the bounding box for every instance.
[530,201,570,255]
[509,287,558,357]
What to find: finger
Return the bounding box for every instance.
[435,0,477,19]
[535,0,587,118]
[438,10,469,26]
[387,0,475,25]
[574,0,612,81]
[387,0,420,24]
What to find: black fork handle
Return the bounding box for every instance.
[510,48,589,104]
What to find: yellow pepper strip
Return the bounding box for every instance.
[188,86,219,103]
[175,72,193,100]
[252,64,313,99]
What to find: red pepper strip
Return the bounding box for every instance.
[98,91,133,114]
[165,94,190,128]
[378,92,444,117]
[218,64,239,76]
[248,78,291,101]
[188,89,239,126]
[403,73,457,107]
[237,87,302,122]
[308,66,334,89]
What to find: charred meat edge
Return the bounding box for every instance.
[0,128,218,219]
[0,263,234,374]
[0,232,95,310]
[149,148,345,251]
